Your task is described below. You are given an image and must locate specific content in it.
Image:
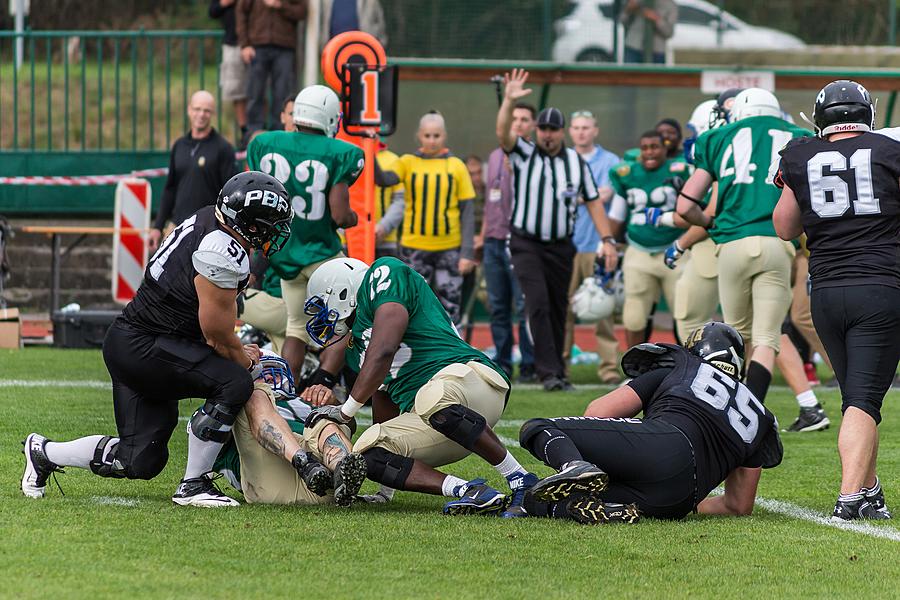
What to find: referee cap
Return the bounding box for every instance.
[536,107,565,129]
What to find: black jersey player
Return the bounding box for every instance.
[773,80,900,521]
[22,171,292,507]
[518,322,783,524]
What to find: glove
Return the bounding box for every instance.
[305,404,352,429]
[645,207,664,227]
[664,241,685,270]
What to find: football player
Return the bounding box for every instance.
[676,88,811,396]
[300,256,540,518]
[773,80,899,520]
[518,322,782,524]
[247,84,364,381]
[608,130,687,348]
[22,172,293,506]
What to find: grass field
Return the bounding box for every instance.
[2,347,900,599]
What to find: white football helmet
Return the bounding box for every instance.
[688,99,718,138]
[293,85,342,138]
[571,277,617,322]
[731,88,782,121]
[305,257,369,345]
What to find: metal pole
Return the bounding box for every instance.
[14,0,25,71]
[542,0,552,61]
[890,0,897,46]
[304,0,321,87]
[50,234,61,314]
[717,0,725,47]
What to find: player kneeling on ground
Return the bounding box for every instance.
[518,322,783,524]
[215,352,366,506]
[301,256,539,517]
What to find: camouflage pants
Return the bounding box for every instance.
[399,246,462,324]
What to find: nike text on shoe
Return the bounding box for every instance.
[443,480,508,516]
[333,453,367,507]
[500,472,539,518]
[528,461,609,503]
[566,497,641,525]
[21,433,63,499]
[785,404,830,432]
[172,473,240,507]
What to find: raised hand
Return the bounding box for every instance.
[503,68,533,102]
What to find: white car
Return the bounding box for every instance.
[552,0,805,63]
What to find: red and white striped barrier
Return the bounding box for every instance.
[112,179,151,304]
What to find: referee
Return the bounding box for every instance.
[496,69,618,392]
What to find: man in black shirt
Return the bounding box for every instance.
[149,90,238,253]
[516,322,782,523]
[773,80,900,521]
[22,172,292,507]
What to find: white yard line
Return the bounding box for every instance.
[0,379,111,389]
[754,497,900,542]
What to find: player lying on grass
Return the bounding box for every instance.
[517,322,784,524]
[215,352,367,507]
[299,256,540,518]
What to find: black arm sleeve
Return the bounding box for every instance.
[626,368,670,406]
[249,251,270,281]
[373,159,400,187]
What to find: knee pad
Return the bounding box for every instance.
[518,418,554,451]
[89,436,127,479]
[428,404,486,451]
[362,447,414,490]
[189,401,238,443]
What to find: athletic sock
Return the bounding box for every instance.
[796,390,818,409]
[184,423,228,480]
[864,477,881,495]
[493,450,526,480]
[44,435,107,469]
[441,475,468,498]
[531,428,584,470]
[745,361,772,402]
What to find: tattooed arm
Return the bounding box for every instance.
[244,387,303,462]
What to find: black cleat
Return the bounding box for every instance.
[831,493,889,521]
[566,497,641,525]
[172,473,240,507]
[21,433,64,499]
[292,451,331,497]
[528,461,609,503]
[863,479,892,518]
[785,404,830,432]
[333,453,367,507]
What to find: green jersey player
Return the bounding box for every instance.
[246,84,364,380]
[677,88,813,394]
[300,257,543,518]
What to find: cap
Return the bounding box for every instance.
[536,107,565,129]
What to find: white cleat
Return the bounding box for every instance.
[21,433,62,499]
[172,473,240,507]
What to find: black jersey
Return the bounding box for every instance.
[778,131,900,289]
[122,206,251,341]
[640,346,782,500]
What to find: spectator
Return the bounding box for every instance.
[318,0,387,48]
[481,102,536,381]
[496,70,618,392]
[374,144,405,258]
[150,90,237,252]
[237,0,307,134]
[209,0,249,143]
[564,110,623,384]
[280,95,296,132]
[385,112,477,325]
[656,118,683,159]
[620,0,677,64]
[465,155,486,249]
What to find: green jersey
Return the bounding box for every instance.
[345,257,507,413]
[608,158,688,252]
[247,130,365,278]
[693,115,812,243]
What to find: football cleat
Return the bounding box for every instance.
[500,472,540,518]
[566,497,641,525]
[863,479,892,518]
[292,450,331,497]
[21,433,64,499]
[785,404,830,432]
[172,473,240,507]
[443,479,508,516]
[831,493,889,521]
[528,461,609,503]
[333,452,367,508]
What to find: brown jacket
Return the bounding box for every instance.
[236,0,307,50]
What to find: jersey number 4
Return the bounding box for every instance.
[690,363,765,443]
[720,128,794,184]
[806,148,880,217]
[259,152,330,221]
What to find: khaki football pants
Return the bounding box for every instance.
[789,252,832,369]
[674,238,719,341]
[281,252,344,342]
[717,236,794,352]
[240,289,287,353]
[564,252,621,381]
[622,245,681,334]
[233,382,352,505]
[353,362,508,468]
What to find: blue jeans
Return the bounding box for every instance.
[246,45,296,132]
[482,237,534,374]
[624,46,665,64]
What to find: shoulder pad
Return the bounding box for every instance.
[874,127,900,143]
[621,343,678,378]
[615,163,631,177]
[779,136,815,156]
[192,230,249,289]
[669,162,687,173]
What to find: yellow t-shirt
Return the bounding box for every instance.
[394,152,475,252]
[376,150,404,244]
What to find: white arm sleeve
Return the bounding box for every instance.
[608,194,628,222]
[192,230,250,289]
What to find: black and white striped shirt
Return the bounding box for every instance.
[507,137,599,241]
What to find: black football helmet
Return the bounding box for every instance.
[685,321,745,378]
[813,80,874,137]
[215,171,292,257]
[709,87,743,129]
